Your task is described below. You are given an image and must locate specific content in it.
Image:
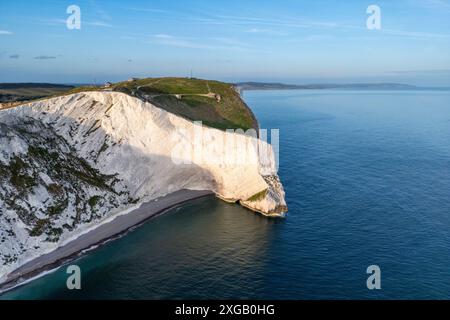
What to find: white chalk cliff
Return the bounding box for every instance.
[0,91,286,280]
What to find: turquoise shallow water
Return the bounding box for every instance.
[2,89,450,299]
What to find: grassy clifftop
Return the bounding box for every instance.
[2,78,258,131]
[68,77,258,131]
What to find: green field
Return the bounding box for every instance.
[0,83,74,104]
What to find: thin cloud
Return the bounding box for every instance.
[192,12,447,40]
[209,37,250,47]
[247,28,271,33]
[381,28,450,39]
[195,14,338,29]
[411,0,450,11]
[246,28,286,36]
[307,22,450,40]
[85,21,113,27]
[89,0,112,21]
[154,34,173,39]
[0,30,13,35]
[42,18,112,28]
[126,7,169,14]
[34,55,57,60]
[122,8,339,30]
[9,54,19,59]
[150,34,249,51]
[280,34,336,45]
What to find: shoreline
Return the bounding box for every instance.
[0,189,214,294]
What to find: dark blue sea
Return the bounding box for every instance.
[2,90,450,299]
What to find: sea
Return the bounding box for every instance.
[2,89,450,299]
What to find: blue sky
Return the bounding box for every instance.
[1,0,450,85]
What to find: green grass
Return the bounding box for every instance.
[47,198,68,216]
[65,85,102,95]
[88,195,102,208]
[112,77,258,131]
[246,189,268,202]
[30,219,50,237]
[113,77,210,95]
[9,156,37,191]
[46,183,64,196]
[0,85,74,104]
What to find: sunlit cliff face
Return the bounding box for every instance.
[0,91,286,281]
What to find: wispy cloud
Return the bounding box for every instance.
[120,7,339,32]
[126,7,169,14]
[193,14,338,29]
[85,21,113,27]
[209,37,250,47]
[89,0,112,21]
[166,11,449,41]
[247,28,273,33]
[280,34,336,45]
[246,28,286,36]
[34,55,57,60]
[150,34,249,51]
[154,34,173,39]
[411,0,450,11]
[0,30,13,35]
[9,54,19,59]
[41,18,112,28]
[381,28,450,39]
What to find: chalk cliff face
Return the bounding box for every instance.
[0,91,286,279]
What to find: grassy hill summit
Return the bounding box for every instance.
[69,77,259,131]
